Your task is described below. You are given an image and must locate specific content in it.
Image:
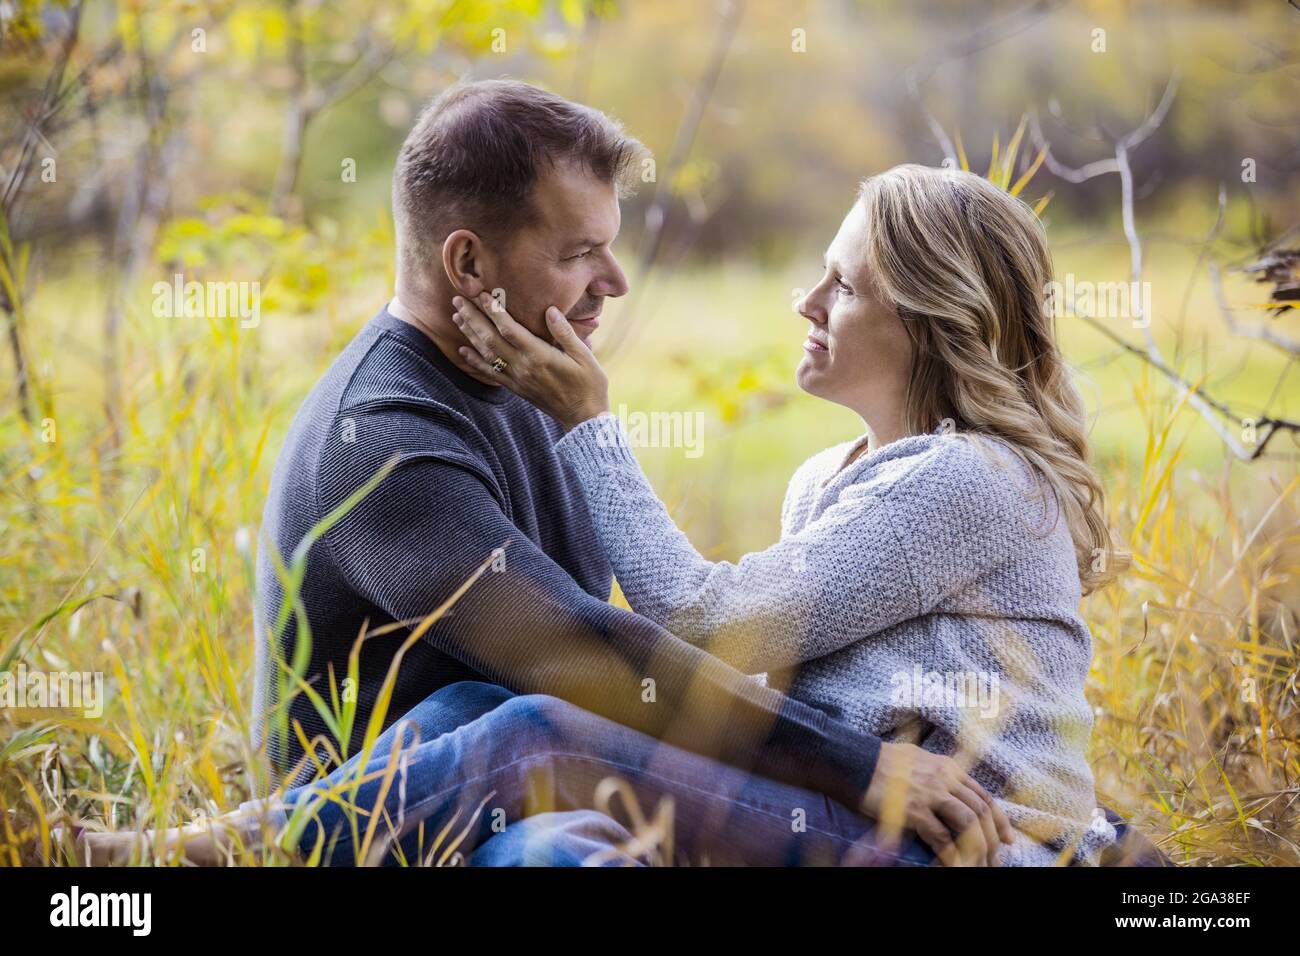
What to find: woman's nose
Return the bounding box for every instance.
[795,289,824,324]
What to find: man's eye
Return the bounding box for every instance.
[567,250,591,261]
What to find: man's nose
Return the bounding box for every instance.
[591,250,630,299]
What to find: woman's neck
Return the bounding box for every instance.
[859,416,909,455]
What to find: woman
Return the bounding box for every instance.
[73,164,1114,868]
[447,164,1123,867]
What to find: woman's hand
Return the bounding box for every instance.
[452,292,610,430]
[861,741,1015,866]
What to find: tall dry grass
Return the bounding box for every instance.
[1,253,1297,866]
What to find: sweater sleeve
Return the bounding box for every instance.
[553,415,918,672]
[555,416,1026,674]
[322,449,883,812]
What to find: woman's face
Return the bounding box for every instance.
[794,201,914,422]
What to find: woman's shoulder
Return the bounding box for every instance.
[865,433,1069,580]
[788,429,1044,513]
[859,431,1045,516]
[787,434,869,492]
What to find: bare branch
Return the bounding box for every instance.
[1211,261,1300,356]
[906,0,1067,164]
[1029,74,1178,190]
[601,0,744,360]
[1070,309,1300,460]
[270,7,398,217]
[1047,71,1300,461]
[1119,73,1180,150]
[307,35,396,118]
[1,0,88,425]
[2,0,86,217]
[1028,111,1120,183]
[905,70,957,167]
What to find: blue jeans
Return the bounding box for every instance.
[468,810,645,866]
[249,681,935,867]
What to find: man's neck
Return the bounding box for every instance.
[389,286,501,389]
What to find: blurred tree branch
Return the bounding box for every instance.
[1212,261,1300,357]
[601,0,744,361]
[0,0,86,425]
[1033,75,1299,461]
[100,20,191,465]
[906,0,1067,167]
[269,0,400,218]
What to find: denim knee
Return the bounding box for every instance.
[469,810,644,867]
[490,694,589,752]
[387,680,516,749]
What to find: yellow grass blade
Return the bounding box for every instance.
[1010,144,1048,197]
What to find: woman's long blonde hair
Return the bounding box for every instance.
[858,164,1123,593]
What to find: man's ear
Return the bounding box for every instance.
[441,229,489,299]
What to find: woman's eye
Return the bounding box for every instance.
[835,279,854,296]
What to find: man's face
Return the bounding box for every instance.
[484,160,629,344]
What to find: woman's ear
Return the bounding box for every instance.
[441,229,488,298]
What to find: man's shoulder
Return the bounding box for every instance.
[335,316,458,414]
[279,313,500,506]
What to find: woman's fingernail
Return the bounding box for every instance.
[452,296,463,307]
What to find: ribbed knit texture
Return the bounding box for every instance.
[252,306,884,812]
[556,413,1119,866]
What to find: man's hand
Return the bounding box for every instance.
[861,741,1015,866]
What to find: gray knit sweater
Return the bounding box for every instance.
[555,414,1118,866]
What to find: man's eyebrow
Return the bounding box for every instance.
[561,235,615,254]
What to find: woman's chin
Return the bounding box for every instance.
[795,358,827,397]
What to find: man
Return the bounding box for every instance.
[248,79,1005,866]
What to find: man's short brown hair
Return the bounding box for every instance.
[393,79,643,281]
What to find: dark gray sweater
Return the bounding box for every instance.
[252,305,882,808]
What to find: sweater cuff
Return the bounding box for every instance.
[809,718,882,812]
[554,411,640,473]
